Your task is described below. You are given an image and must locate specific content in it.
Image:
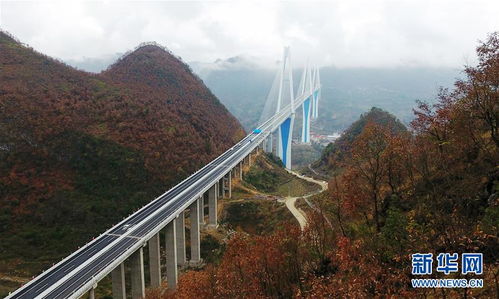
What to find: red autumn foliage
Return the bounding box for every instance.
[0,31,245,266]
[167,32,498,298]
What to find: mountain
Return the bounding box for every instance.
[99,42,245,181]
[0,32,244,284]
[190,54,269,77]
[195,64,459,133]
[169,33,498,298]
[66,53,122,73]
[314,107,407,173]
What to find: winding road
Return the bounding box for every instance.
[279,169,328,230]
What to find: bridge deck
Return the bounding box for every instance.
[8,91,314,299]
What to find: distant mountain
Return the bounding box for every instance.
[314,107,407,173]
[195,63,460,134]
[190,54,270,77]
[0,32,244,282]
[313,67,460,133]
[66,53,122,73]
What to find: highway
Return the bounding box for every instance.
[7,94,306,298]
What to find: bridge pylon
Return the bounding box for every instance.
[275,47,295,169]
[312,66,321,119]
[300,63,313,143]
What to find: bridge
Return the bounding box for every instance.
[7,47,321,299]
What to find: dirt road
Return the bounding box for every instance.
[278,169,328,230]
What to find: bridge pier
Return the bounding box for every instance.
[223,172,231,198]
[10,47,324,299]
[218,178,224,199]
[112,263,126,299]
[313,67,320,118]
[313,90,319,118]
[222,176,227,198]
[265,133,273,153]
[227,171,232,198]
[198,196,205,226]
[176,211,186,266]
[148,233,161,288]
[189,200,201,263]
[130,248,145,299]
[301,96,311,143]
[165,220,178,289]
[278,114,295,169]
[208,184,217,227]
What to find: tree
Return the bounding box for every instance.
[350,122,390,231]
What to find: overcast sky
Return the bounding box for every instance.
[1,0,498,69]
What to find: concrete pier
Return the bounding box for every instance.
[130,248,145,299]
[265,134,273,153]
[189,200,201,263]
[175,211,186,266]
[219,179,224,199]
[198,196,205,225]
[148,233,161,288]
[112,263,126,299]
[222,175,228,199]
[227,171,232,198]
[215,182,219,200]
[208,184,217,227]
[165,220,178,289]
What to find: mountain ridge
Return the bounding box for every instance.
[314,107,407,173]
[0,30,244,290]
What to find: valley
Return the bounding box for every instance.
[0,4,497,296]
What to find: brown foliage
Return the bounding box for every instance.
[169,32,499,298]
[0,31,244,213]
[0,31,245,263]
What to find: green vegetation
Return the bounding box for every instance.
[170,33,498,298]
[0,131,162,271]
[290,142,324,169]
[244,153,319,196]
[221,200,293,235]
[220,153,314,235]
[201,59,458,133]
[315,107,407,174]
[0,30,245,294]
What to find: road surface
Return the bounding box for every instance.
[280,169,328,230]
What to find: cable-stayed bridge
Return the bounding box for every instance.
[7,47,321,299]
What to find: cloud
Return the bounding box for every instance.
[1,0,498,69]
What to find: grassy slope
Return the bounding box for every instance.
[243,153,319,197]
[200,152,321,264]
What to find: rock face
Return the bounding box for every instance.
[0,32,245,274]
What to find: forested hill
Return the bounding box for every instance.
[315,107,406,173]
[169,33,498,298]
[99,42,246,181]
[0,31,244,284]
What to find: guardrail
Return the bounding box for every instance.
[7,88,318,299]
